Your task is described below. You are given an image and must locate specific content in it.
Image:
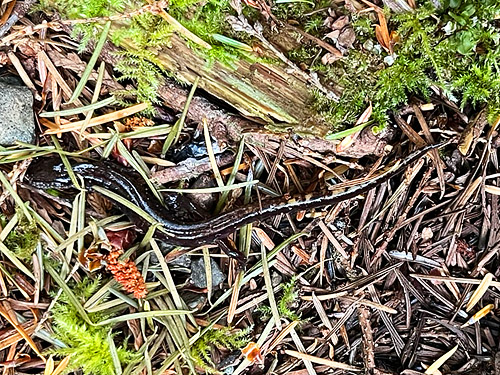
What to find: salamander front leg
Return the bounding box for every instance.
[216,238,246,266]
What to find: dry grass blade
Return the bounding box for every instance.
[247,232,306,274]
[69,21,111,103]
[203,117,224,187]
[458,109,487,156]
[227,271,244,324]
[466,273,493,312]
[52,355,72,375]
[284,350,362,372]
[311,292,333,331]
[44,356,54,375]
[7,51,41,100]
[318,220,348,259]
[424,344,458,374]
[0,320,36,351]
[0,302,45,362]
[289,328,317,375]
[261,244,281,330]
[461,304,494,328]
[375,11,391,53]
[301,291,348,301]
[485,185,500,195]
[46,355,71,375]
[265,320,299,354]
[410,273,500,288]
[37,50,82,106]
[202,246,213,301]
[43,102,150,134]
[160,180,258,193]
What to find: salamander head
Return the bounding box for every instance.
[25,158,98,190]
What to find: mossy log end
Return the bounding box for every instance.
[124,34,331,136]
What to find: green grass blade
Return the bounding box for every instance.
[0,242,35,280]
[69,21,111,103]
[215,137,246,214]
[261,243,281,329]
[325,120,373,140]
[107,330,123,375]
[51,136,81,189]
[211,34,253,51]
[40,96,116,117]
[45,263,94,326]
[162,77,199,156]
[0,171,31,221]
[96,310,192,326]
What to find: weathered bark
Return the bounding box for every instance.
[74,28,390,158]
[122,33,327,130]
[158,79,392,158]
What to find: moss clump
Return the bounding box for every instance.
[189,326,250,373]
[284,0,500,131]
[49,277,137,375]
[4,216,40,261]
[35,0,129,51]
[258,277,300,321]
[36,0,263,106]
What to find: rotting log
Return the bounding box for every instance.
[158,78,391,159]
[91,28,389,158]
[121,33,330,133]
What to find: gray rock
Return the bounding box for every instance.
[191,257,226,288]
[0,78,35,146]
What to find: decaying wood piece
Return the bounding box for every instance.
[158,78,391,158]
[121,34,321,126]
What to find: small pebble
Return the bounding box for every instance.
[191,257,226,288]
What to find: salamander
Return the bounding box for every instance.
[24,142,446,261]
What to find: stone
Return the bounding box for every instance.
[0,77,35,146]
[191,257,226,288]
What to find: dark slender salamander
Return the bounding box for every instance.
[25,142,445,258]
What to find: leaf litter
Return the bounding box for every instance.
[0,1,499,375]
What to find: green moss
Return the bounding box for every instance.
[36,0,500,133]
[306,0,500,132]
[4,215,40,261]
[36,0,258,105]
[49,277,137,375]
[304,15,326,34]
[35,0,130,51]
[288,44,321,64]
[273,2,315,20]
[258,277,300,321]
[189,326,250,373]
